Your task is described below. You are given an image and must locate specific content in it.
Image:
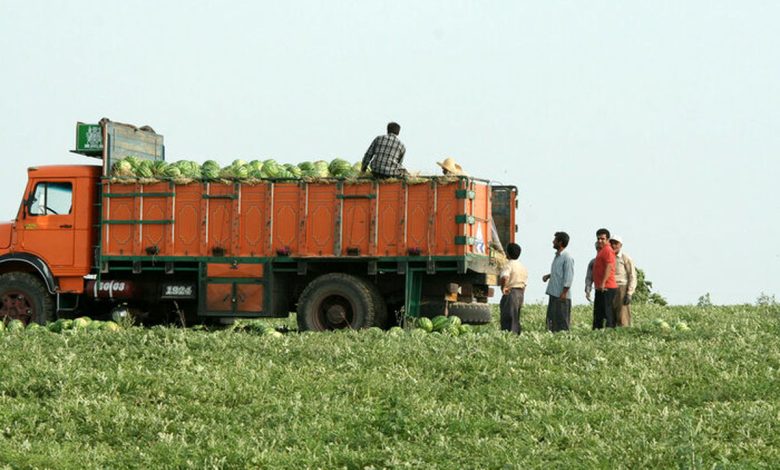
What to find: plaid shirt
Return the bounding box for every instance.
[361,133,406,177]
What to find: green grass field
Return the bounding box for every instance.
[0,304,778,469]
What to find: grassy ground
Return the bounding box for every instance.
[0,303,778,469]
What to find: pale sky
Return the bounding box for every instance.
[1,1,778,305]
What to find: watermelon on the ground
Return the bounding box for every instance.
[431,316,450,332]
[458,324,473,335]
[6,319,25,332]
[72,317,91,329]
[388,326,404,336]
[103,321,121,331]
[409,328,429,338]
[416,317,433,332]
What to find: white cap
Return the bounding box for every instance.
[610,235,623,244]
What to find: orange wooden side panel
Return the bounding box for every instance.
[302,183,337,256]
[467,182,491,255]
[376,182,403,256]
[139,182,170,256]
[205,283,264,313]
[406,182,432,255]
[272,183,301,255]
[103,183,136,256]
[207,262,264,278]
[435,181,460,256]
[102,178,495,259]
[340,182,373,256]
[238,184,269,257]
[205,183,235,257]
[172,183,203,256]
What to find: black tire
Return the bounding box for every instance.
[297,273,379,331]
[419,301,493,325]
[0,272,55,325]
[367,284,390,328]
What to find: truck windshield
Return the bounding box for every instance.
[30,182,73,216]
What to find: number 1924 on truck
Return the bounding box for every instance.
[0,120,517,331]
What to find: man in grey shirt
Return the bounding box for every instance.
[584,241,598,302]
[543,231,575,332]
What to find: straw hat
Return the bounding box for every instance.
[437,157,466,175]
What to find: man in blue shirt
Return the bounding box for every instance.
[543,231,574,332]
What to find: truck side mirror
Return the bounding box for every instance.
[23,197,35,218]
[21,198,29,218]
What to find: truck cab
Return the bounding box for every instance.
[0,165,100,323]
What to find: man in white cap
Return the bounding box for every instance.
[437,157,466,176]
[609,235,636,326]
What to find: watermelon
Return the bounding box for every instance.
[72,317,91,329]
[0,321,5,332]
[27,322,44,331]
[388,326,404,336]
[674,321,690,331]
[431,315,450,332]
[6,319,25,332]
[448,316,462,328]
[201,160,221,180]
[151,160,169,178]
[443,325,461,336]
[458,324,472,335]
[415,317,433,332]
[262,161,283,178]
[163,165,182,179]
[311,160,330,178]
[410,328,429,338]
[103,321,121,332]
[112,158,134,177]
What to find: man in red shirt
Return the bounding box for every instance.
[592,228,618,329]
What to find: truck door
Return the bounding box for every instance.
[19,180,75,267]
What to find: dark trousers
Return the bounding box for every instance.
[546,295,571,332]
[500,288,524,334]
[593,288,618,329]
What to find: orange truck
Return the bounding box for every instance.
[0,119,517,330]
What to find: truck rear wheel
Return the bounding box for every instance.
[297,273,379,331]
[419,301,493,325]
[0,272,55,325]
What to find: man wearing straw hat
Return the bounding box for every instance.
[437,157,467,176]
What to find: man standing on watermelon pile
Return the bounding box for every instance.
[592,228,618,329]
[361,122,408,179]
[499,243,528,334]
[543,232,574,332]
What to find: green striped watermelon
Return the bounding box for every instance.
[431,316,450,332]
[416,317,433,332]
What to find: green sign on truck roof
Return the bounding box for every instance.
[75,123,103,155]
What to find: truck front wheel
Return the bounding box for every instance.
[296,273,380,331]
[0,272,55,325]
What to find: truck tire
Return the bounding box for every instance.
[419,301,493,325]
[0,272,55,325]
[367,284,390,328]
[297,273,379,331]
